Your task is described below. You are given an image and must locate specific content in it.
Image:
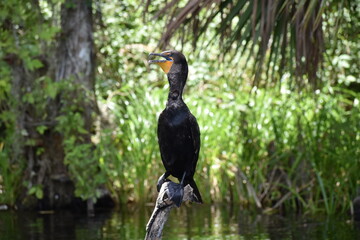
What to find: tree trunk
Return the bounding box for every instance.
[56,0,96,134]
[44,0,96,209]
[11,0,96,209]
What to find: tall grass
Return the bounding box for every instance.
[97,72,359,213]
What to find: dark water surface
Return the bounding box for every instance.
[0,204,359,240]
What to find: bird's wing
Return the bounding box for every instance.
[157,112,170,166]
[188,113,200,173]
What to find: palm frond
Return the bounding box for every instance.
[148,0,337,89]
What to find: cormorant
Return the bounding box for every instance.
[148,50,203,207]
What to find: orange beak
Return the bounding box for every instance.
[148,52,173,74]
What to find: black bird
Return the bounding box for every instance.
[148,50,203,207]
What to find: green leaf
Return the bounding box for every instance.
[36,125,48,135]
[26,59,43,71]
[36,188,44,199]
[46,83,57,99]
[28,187,37,195]
[32,59,43,69]
[78,127,88,134]
[23,93,35,104]
[38,26,59,40]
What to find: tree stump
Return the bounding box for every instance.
[145,181,199,240]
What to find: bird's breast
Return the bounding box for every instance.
[169,111,187,127]
[160,106,188,127]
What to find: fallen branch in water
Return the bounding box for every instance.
[145,181,199,240]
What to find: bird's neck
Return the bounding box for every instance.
[167,73,186,102]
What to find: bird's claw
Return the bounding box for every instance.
[169,183,184,207]
[157,175,167,192]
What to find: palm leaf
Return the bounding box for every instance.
[147,0,346,89]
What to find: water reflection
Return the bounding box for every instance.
[0,204,359,239]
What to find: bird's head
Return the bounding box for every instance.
[148,50,188,76]
[149,50,188,99]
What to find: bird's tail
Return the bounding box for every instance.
[188,178,203,204]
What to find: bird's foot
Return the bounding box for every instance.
[169,183,184,207]
[157,174,169,192]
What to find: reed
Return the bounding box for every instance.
[98,71,359,213]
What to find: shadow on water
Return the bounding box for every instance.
[0,204,359,240]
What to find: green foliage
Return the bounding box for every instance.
[97,85,165,203]
[54,80,107,201]
[0,150,23,205]
[93,53,360,212]
[28,184,44,199]
[0,0,59,205]
[0,0,359,215]
[151,0,329,88]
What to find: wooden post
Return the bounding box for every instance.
[145,181,198,240]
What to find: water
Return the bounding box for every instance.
[0,204,359,240]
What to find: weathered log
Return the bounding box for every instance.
[145,181,199,240]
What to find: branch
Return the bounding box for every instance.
[145,181,199,240]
